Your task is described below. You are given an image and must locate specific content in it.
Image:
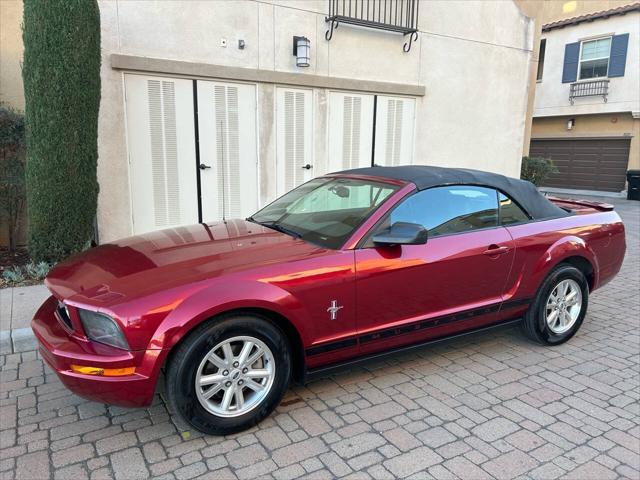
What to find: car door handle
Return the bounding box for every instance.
[483,245,510,256]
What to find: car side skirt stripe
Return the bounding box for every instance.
[304,318,524,382]
[304,338,358,356]
[305,298,531,357]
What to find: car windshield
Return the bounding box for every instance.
[248,177,399,249]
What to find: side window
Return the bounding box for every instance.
[537,39,546,81]
[499,192,529,225]
[388,186,499,238]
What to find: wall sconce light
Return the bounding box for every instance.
[567,118,575,130]
[293,36,310,67]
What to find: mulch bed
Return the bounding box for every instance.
[0,247,30,269]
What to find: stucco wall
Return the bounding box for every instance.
[533,12,640,118]
[95,0,534,242]
[531,113,640,170]
[0,0,24,111]
[0,0,25,248]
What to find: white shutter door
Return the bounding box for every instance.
[197,81,258,221]
[328,92,374,173]
[276,87,313,197]
[124,74,198,234]
[374,96,416,166]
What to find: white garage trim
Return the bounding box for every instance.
[111,54,426,97]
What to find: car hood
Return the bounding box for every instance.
[45,219,323,307]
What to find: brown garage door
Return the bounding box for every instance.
[529,138,630,192]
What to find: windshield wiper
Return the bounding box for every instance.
[246,218,302,239]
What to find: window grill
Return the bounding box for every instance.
[325,0,420,52]
[569,79,609,105]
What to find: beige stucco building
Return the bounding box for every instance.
[529,2,640,193]
[0,1,24,111]
[3,0,543,244]
[0,0,25,247]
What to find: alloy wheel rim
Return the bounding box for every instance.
[195,336,275,418]
[545,279,583,334]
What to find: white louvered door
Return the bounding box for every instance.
[124,74,198,234]
[276,87,313,197]
[197,81,258,221]
[374,96,416,166]
[328,92,374,173]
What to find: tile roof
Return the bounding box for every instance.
[542,2,640,32]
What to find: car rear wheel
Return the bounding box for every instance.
[166,314,291,435]
[522,264,589,345]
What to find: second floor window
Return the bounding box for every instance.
[537,39,546,81]
[579,37,611,79]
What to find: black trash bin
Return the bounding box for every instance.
[627,170,640,201]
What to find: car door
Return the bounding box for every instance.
[355,185,516,355]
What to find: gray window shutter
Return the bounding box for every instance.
[562,42,580,83]
[608,34,629,78]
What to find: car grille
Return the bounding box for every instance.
[57,302,73,330]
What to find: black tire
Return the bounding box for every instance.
[521,264,589,345]
[166,314,291,435]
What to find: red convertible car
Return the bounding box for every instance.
[32,166,625,434]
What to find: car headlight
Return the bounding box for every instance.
[78,309,129,350]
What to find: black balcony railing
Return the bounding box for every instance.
[325,0,420,52]
[569,79,609,105]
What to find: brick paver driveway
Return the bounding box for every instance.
[1,196,638,480]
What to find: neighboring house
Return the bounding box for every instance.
[2,0,537,244]
[530,3,640,194]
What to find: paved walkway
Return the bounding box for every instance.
[0,285,49,354]
[0,197,638,479]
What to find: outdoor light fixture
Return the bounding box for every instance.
[293,36,310,67]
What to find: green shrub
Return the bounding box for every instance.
[521,156,559,187]
[0,106,26,251]
[1,261,50,286]
[22,0,101,262]
[24,261,51,280]
[2,266,25,284]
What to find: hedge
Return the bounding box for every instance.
[22,0,101,262]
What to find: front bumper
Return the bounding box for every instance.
[32,295,164,407]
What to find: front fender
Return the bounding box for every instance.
[147,279,308,351]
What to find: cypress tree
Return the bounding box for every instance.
[22,0,101,261]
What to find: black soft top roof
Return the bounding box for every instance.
[339,165,569,220]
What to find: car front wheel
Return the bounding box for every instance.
[166,315,291,435]
[522,264,589,345]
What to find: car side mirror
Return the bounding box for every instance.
[372,222,428,246]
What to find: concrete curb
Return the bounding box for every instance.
[0,327,37,355]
